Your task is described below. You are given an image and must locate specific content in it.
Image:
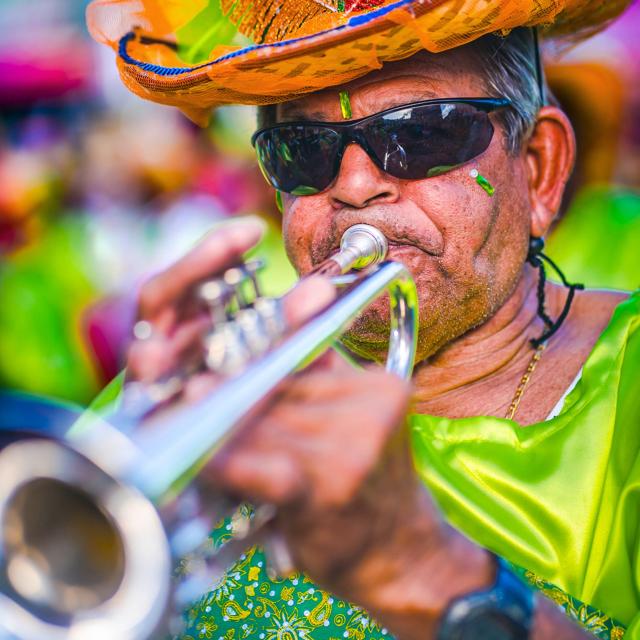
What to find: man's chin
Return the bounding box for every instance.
[340,305,394,364]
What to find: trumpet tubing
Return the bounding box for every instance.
[0,225,418,640]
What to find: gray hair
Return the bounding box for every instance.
[474,27,544,153]
[257,27,544,155]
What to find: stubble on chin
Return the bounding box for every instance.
[338,268,508,365]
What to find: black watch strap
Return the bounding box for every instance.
[436,556,535,640]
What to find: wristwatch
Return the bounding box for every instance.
[436,556,535,640]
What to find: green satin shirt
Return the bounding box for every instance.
[180,291,640,640]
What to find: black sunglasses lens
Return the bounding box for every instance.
[254,126,341,196]
[365,102,495,179]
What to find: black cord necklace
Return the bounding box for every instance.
[527,236,585,348]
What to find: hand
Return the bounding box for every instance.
[209,349,417,579]
[127,218,492,640]
[126,217,334,387]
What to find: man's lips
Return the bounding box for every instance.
[308,205,445,266]
[316,234,442,266]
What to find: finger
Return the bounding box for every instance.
[281,275,336,331]
[138,217,266,321]
[209,448,303,506]
[182,371,223,402]
[127,315,210,382]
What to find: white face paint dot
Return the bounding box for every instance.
[292,579,298,585]
[258,561,263,567]
[308,588,315,594]
[223,616,229,622]
[269,590,275,597]
[347,609,353,615]
[242,624,248,629]
[265,612,271,618]
[260,635,265,639]
[382,629,388,635]
[324,620,330,627]
[288,600,294,606]
[343,632,349,638]
[248,603,254,609]
[469,168,479,178]
[304,610,310,617]
[229,594,235,600]
[205,606,211,612]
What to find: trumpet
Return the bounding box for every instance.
[0,224,417,640]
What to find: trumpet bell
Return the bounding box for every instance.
[0,439,171,640]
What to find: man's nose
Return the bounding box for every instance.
[328,143,401,209]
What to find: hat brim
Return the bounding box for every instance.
[89,0,632,124]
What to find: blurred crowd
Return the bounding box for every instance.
[0,0,295,407]
[0,0,638,408]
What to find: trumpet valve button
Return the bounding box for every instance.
[224,266,252,308]
[254,297,286,340]
[243,259,266,298]
[199,280,232,324]
[235,308,271,356]
[203,323,252,375]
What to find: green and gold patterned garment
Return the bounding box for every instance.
[180,292,640,640]
[179,514,391,640]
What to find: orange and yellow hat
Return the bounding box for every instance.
[87,0,632,125]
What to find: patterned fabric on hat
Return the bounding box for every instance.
[86,0,633,122]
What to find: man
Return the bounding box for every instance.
[88,2,639,639]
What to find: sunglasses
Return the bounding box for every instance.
[251,98,511,196]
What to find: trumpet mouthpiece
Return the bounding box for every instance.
[339,224,388,270]
[308,224,388,277]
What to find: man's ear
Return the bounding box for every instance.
[525,105,576,238]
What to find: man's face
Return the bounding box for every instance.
[276,48,533,363]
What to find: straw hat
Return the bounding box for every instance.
[87,0,632,125]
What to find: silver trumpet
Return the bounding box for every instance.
[0,224,417,640]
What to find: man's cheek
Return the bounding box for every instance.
[283,198,332,274]
[282,209,309,274]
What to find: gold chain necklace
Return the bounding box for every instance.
[505,341,547,421]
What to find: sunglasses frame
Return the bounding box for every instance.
[251,97,512,194]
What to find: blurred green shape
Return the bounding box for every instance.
[547,186,640,292]
[175,0,240,64]
[0,218,100,404]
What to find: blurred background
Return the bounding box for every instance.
[0,0,638,410]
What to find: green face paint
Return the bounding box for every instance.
[470,168,495,196]
[290,185,320,196]
[338,90,352,120]
[426,165,455,178]
[275,190,284,213]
